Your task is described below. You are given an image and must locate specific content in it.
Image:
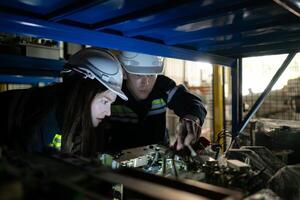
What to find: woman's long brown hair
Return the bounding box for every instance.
[60,75,106,157]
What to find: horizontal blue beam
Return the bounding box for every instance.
[197,29,300,52]
[237,49,299,58]
[0,74,61,84]
[47,0,105,22]
[220,40,300,57]
[0,12,235,66]
[93,0,191,31]
[0,54,65,71]
[124,0,266,37]
[165,14,298,45]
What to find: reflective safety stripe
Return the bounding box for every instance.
[111,99,167,120]
[111,105,138,123]
[49,134,62,151]
[167,86,178,103]
[147,98,167,116]
[151,98,166,109]
[111,105,137,117]
[147,107,167,116]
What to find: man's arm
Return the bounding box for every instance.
[166,79,207,150]
[168,84,207,125]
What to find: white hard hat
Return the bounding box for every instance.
[66,48,128,101]
[117,51,164,75]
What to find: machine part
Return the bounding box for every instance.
[268,164,300,200]
[243,189,280,200]
[227,159,250,171]
[113,144,165,168]
[186,144,197,157]
[170,155,178,178]
[98,153,120,169]
[241,146,284,172]
[3,144,280,198]
[1,150,242,200]
[254,119,300,164]
[109,144,269,195]
[226,148,279,179]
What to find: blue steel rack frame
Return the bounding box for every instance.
[0,0,299,137]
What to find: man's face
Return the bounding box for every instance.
[126,73,157,101]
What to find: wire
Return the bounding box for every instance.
[215,129,233,152]
[224,136,240,157]
[215,129,232,143]
[180,118,202,129]
[215,130,241,156]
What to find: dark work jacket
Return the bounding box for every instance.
[104,75,207,151]
[0,85,63,153]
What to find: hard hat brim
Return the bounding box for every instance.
[94,76,128,101]
[108,84,128,101]
[66,48,128,100]
[124,65,163,75]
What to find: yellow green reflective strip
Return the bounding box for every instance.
[151,98,166,110]
[152,98,166,106]
[50,134,62,150]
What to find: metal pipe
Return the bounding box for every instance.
[213,64,225,151]
[231,59,242,137]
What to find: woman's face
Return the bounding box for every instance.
[91,90,117,127]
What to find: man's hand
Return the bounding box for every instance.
[171,115,202,150]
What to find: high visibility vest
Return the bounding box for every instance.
[49,133,62,151]
[147,98,167,116]
[110,98,168,123]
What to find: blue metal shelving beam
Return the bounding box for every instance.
[0,54,64,84]
[220,40,300,57]
[47,0,106,22]
[165,14,299,45]
[94,0,199,31]
[93,0,191,31]
[238,52,296,135]
[0,54,65,73]
[0,75,61,84]
[124,0,262,37]
[0,12,235,66]
[197,29,300,52]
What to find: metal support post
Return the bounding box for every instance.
[213,64,225,151]
[231,59,242,138]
